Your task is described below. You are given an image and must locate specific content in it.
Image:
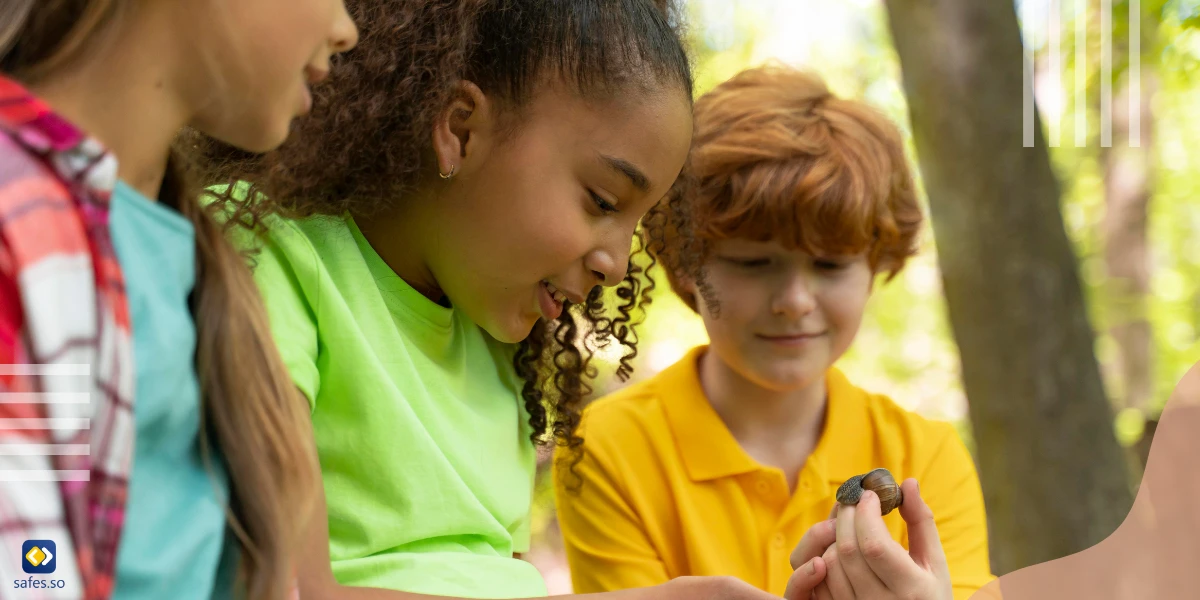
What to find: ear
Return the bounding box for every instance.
[676,275,705,310]
[432,80,494,178]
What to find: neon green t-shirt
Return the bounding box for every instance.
[240,212,546,598]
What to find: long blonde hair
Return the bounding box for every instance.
[1,2,318,599]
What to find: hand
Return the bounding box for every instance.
[812,479,951,600]
[783,518,836,599]
[658,576,784,599]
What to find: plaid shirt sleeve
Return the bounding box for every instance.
[0,229,83,600]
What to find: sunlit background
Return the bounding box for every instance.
[524,0,1200,591]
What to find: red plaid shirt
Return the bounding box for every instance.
[0,74,134,600]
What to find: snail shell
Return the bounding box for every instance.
[835,468,904,515]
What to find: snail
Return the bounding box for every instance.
[835,468,904,516]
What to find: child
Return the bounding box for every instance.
[553,65,996,600]
[0,2,356,599]
[199,1,816,599]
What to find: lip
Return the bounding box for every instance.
[756,332,826,345]
[299,86,313,115]
[304,66,330,85]
[538,281,564,321]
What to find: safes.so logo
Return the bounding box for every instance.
[21,540,54,574]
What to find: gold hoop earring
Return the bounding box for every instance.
[439,165,457,179]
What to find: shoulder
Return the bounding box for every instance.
[568,374,679,470]
[581,375,671,439]
[0,133,71,206]
[834,369,965,465]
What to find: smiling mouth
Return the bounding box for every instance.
[757,332,826,341]
[538,281,565,321]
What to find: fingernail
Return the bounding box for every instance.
[806,558,817,575]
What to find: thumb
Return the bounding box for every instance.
[783,557,826,600]
[898,478,948,575]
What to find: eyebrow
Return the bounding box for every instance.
[600,154,651,193]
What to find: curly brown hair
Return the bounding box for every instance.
[186,0,695,478]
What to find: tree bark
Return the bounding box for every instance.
[883,0,1134,576]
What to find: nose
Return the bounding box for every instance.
[584,240,631,288]
[330,2,360,53]
[771,272,817,318]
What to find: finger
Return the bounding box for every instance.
[854,488,925,589]
[897,479,949,576]
[828,501,840,520]
[790,518,837,570]
[821,546,856,600]
[813,581,835,600]
[835,502,886,597]
[783,556,827,600]
[813,580,836,600]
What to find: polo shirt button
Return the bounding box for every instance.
[773,533,786,548]
[756,480,771,495]
[801,480,811,490]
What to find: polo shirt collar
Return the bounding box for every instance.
[656,345,876,486]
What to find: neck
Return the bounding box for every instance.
[25,7,190,200]
[699,348,827,474]
[354,184,445,303]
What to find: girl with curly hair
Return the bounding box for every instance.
[197,0,800,598]
[0,1,356,600]
[554,65,996,600]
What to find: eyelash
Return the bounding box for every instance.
[589,190,619,215]
[724,257,847,271]
[727,258,769,268]
[815,260,847,270]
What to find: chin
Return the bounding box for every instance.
[483,316,539,345]
[746,360,825,392]
[210,117,291,155]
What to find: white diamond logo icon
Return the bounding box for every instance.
[40,546,52,566]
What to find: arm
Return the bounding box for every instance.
[0,236,83,597]
[551,434,671,593]
[917,426,995,600]
[299,456,777,600]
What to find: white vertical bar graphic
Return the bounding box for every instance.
[1101,0,1113,147]
[0,364,89,376]
[1076,0,1087,147]
[0,470,89,481]
[1024,0,1037,147]
[1130,0,1141,147]
[0,444,89,456]
[1049,0,1062,147]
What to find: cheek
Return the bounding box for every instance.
[822,281,871,343]
[697,276,760,336]
[465,159,594,266]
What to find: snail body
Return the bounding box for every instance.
[835,468,904,515]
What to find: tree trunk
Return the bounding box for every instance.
[882,0,1134,576]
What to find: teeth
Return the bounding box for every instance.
[544,281,568,304]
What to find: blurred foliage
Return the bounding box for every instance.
[526,0,1200,589]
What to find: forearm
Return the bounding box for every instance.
[322,585,676,600]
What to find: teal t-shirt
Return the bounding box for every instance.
[240,213,545,598]
[110,181,233,599]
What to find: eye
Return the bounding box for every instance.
[589,190,619,215]
[722,256,770,268]
[814,259,849,271]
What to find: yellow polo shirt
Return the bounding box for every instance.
[553,346,994,599]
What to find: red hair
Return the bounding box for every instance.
[650,64,923,311]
